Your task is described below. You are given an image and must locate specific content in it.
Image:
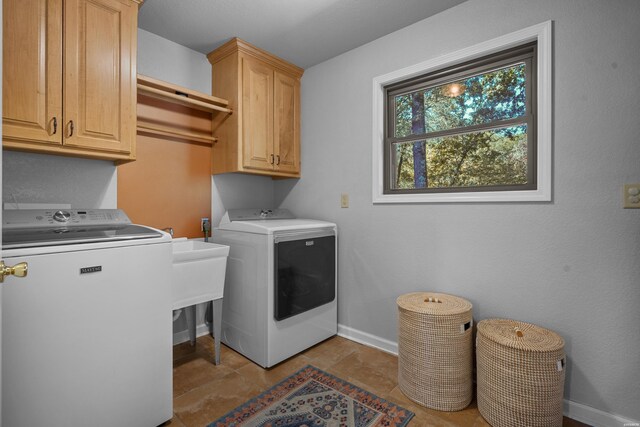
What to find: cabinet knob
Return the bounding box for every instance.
[270,154,274,165]
[51,117,57,135]
[68,120,74,137]
[276,155,281,165]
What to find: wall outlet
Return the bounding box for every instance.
[623,184,640,208]
[341,193,349,208]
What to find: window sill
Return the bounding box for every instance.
[372,189,551,204]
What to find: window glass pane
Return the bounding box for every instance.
[394,63,526,137]
[392,140,423,189]
[392,124,528,190]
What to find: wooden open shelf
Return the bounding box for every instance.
[137,74,232,145]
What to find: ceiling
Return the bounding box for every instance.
[138,0,467,69]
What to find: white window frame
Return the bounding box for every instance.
[372,21,553,203]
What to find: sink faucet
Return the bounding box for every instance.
[162,227,174,237]
[201,218,211,242]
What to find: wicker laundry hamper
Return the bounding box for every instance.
[476,319,566,427]
[397,292,473,411]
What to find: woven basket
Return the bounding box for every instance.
[397,292,473,411]
[476,319,565,427]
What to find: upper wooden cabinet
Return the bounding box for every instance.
[2,0,140,163]
[207,38,303,178]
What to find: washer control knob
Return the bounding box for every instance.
[52,210,71,223]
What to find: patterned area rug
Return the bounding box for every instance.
[208,365,414,427]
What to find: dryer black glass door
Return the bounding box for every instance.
[274,235,335,321]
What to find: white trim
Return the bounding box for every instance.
[338,323,639,426]
[564,400,640,427]
[172,323,210,346]
[372,20,553,203]
[337,323,398,355]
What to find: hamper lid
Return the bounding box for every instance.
[396,292,472,315]
[477,318,564,352]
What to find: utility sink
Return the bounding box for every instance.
[171,238,230,310]
[171,238,229,364]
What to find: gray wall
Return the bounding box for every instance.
[138,29,211,94]
[3,151,117,208]
[211,174,275,226]
[275,0,640,420]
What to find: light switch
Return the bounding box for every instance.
[341,193,349,208]
[623,184,640,208]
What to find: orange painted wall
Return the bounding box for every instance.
[117,94,212,239]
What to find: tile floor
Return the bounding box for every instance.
[166,335,589,427]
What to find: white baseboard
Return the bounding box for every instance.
[172,322,211,346]
[337,323,639,427]
[564,400,639,427]
[337,323,397,355]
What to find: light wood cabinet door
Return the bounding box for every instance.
[242,55,274,171]
[2,0,62,146]
[63,0,136,154]
[273,71,300,174]
[208,38,303,177]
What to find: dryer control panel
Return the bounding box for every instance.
[223,208,296,222]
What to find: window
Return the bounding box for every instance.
[372,21,552,203]
[386,44,535,193]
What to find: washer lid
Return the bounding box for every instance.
[2,209,162,249]
[2,224,162,249]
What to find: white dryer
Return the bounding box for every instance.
[212,209,337,367]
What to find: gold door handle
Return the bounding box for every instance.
[68,120,74,137]
[0,261,28,283]
[270,154,275,164]
[275,155,280,165]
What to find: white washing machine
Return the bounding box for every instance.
[2,209,172,427]
[212,209,337,368]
